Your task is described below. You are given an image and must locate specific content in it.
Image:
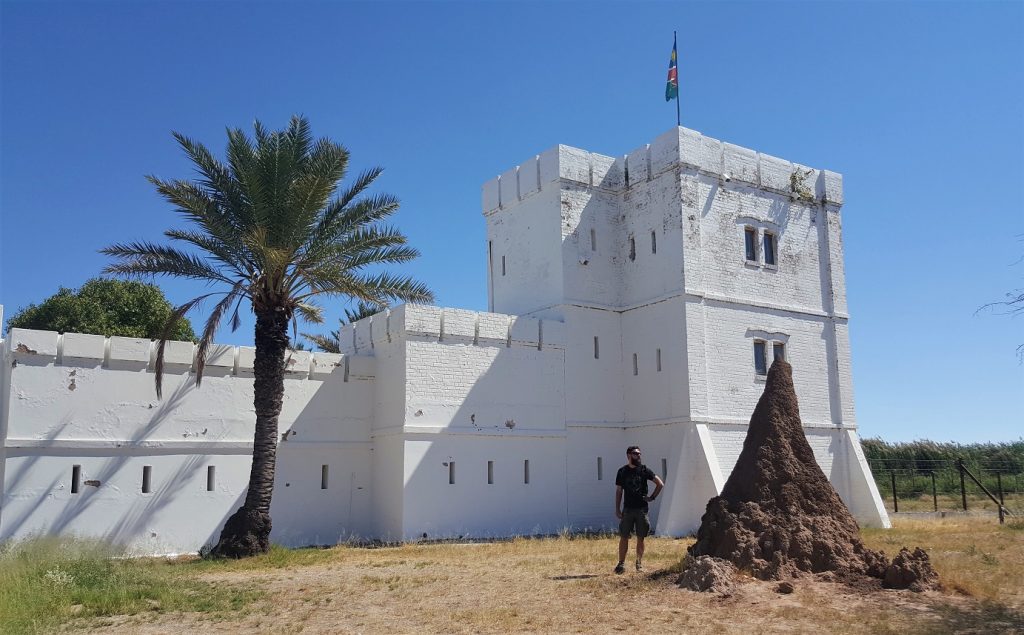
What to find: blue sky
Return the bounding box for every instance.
[1,1,1021,443]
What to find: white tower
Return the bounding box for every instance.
[482,126,889,531]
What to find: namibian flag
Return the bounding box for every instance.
[665,38,679,101]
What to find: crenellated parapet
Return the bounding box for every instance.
[3,328,367,381]
[335,305,566,354]
[481,126,843,216]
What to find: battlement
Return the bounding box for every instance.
[3,327,372,381]
[335,304,566,354]
[481,126,843,215]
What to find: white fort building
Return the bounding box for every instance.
[0,127,890,555]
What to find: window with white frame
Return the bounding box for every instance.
[763,231,777,266]
[753,338,787,376]
[744,227,757,262]
[773,342,785,362]
[753,340,768,376]
[741,223,780,268]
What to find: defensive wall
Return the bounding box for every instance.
[0,126,889,554]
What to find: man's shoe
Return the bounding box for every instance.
[614,562,625,575]
[635,562,644,572]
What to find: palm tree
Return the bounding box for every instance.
[303,301,383,353]
[102,116,433,557]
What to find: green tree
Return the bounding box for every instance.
[5,278,195,340]
[103,116,433,558]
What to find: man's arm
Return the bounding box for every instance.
[615,485,623,519]
[646,475,665,503]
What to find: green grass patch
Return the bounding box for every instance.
[0,537,262,634]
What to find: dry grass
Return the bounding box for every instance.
[862,517,1024,605]
[48,517,1024,634]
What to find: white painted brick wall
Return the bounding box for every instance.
[0,126,887,555]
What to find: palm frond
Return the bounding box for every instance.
[344,301,385,323]
[171,131,250,224]
[194,282,245,387]
[101,242,235,284]
[294,302,323,324]
[146,176,251,264]
[311,167,381,239]
[153,292,223,399]
[301,330,341,354]
[163,229,251,278]
[297,269,433,306]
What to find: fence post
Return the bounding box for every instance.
[890,471,899,513]
[997,472,1005,525]
[958,458,968,511]
[931,471,938,512]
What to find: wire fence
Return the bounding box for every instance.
[867,458,1021,520]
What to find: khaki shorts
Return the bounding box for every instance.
[618,509,651,538]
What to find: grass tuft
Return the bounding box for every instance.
[0,537,262,635]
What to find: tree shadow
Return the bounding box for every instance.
[932,599,1024,634]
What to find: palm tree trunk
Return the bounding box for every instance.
[210,305,289,558]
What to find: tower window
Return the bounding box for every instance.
[524,459,530,484]
[629,236,636,261]
[594,336,600,359]
[142,465,153,494]
[744,227,757,262]
[501,255,506,276]
[71,465,81,494]
[487,461,494,485]
[651,231,657,254]
[597,457,603,480]
[590,228,597,251]
[207,465,216,492]
[449,462,456,485]
[656,348,662,372]
[763,232,777,266]
[773,342,786,362]
[753,340,767,376]
[632,353,638,376]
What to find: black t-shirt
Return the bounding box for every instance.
[616,464,657,511]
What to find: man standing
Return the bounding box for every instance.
[614,446,664,574]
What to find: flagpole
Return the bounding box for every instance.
[674,31,680,127]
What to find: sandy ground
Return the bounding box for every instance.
[70,530,1024,635]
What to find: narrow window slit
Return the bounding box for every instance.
[754,340,767,376]
[142,465,152,494]
[597,457,603,481]
[590,228,597,251]
[745,227,757,262]
[207,466,216,492]
[651,231,657,254]
[656,348,662,372]
[593,336,600,359]
[629,236,636,261]
[661,458,668,479]
[321,465,329,490]
[763,232,777,266]
[71,465,81,494]
[449,462,455,485]
[773,342,786,362]
[633,353,638,376]
[524,460,530,484]
[487,461,494,485]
